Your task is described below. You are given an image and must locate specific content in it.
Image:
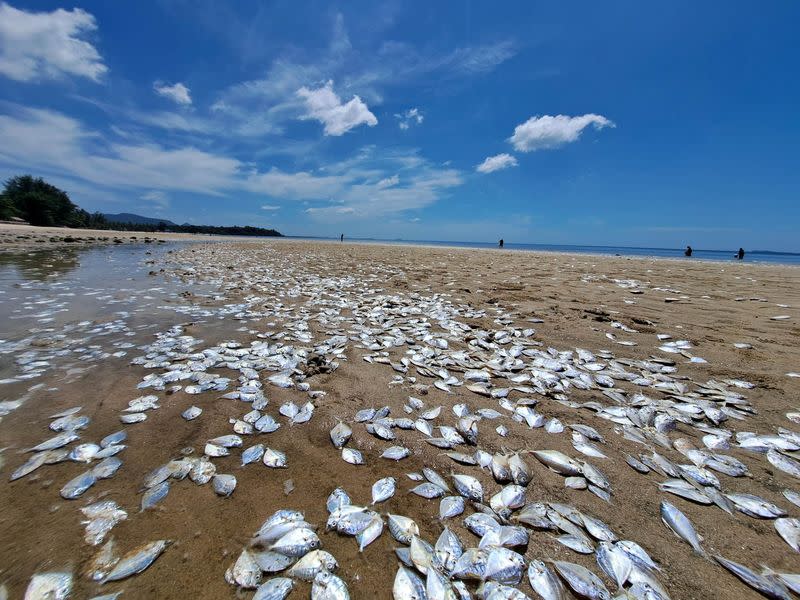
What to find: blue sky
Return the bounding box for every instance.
[0,1,798,250]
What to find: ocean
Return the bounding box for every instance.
[288,237,800,266]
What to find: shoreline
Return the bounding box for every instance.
[2,224,798,268]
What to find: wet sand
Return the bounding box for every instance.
[1,239,799,599]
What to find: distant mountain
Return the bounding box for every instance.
[103,212,177,226]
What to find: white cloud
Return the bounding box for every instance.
[0,105,461,218]
[476,153,518,174]
[153,82,192,105]
[297,80,377,136]
[141,190,169,208]
[509,114,614,152]
[377,175,399,188]
[0,2,106,82]
[395,107,423,130]
[260,204,280,211]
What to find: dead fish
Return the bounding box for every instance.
[483,547,525,585]
[24,572,72,600]
[527,559,567,600]
[452,473,483,502]
[60,470,97,499]
[393,566,426,599]
[532,450,582,476]
[440,496,466,519]
[270,527,320,557]
[189,457,216,484]
[768,450,800,479]
[775,518,800,552]
[388,514,419,544]
[287,550,338,581]
[660,501,705,555]
[28,432,79,452]
[103,540,170,583]
[411,483,445,499]
[182,406,202,420]
[341,448,364,465]
[423,468,450,492]
[243,444,266,466]
[727,493,786,519]
[253,577,293,600]
[372,477,396,504]
[312,571,349,600]
[226,549,262,589]
[356,514,384,551]
[141,481,170,510]
[263,448,288,468]
[596,542,632,589]
[330,421,352,449]
[10,452,49,481]
[69,443,100,463]
[83,539,119,581]
[553,561,610,600]
[100,431,127,448]
[714,554,791,600]
[120,413,147,424]
[382,446,410,461]
[213,474,237,497]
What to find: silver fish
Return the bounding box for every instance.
[263,448,287,468]
[393,565,426,599]
[330,421,352,449]
[411,482,445,499]
[483,547,525,585]
[452,473,483,502]
[553,561,610,600]
[382,446,410,461]
[356,513,383,551]
[341,448,364,465]
[243,444,265,465]
[532,450,582,476]
[768,450,800,479]
[103,540,170,583]
[372,477,396,504]
[660,501,705,555]
[29,432,79,452]
[252,551,296,573]
[226,549,262,589]
[312,571,349,600]
[120,413,147,424]
[440,496,466,519]
[24,573,72,600]
[388,514,419,544]
[528,560,566,600]
[271,527,319,557]
[60,470,97,499]
[775,518,800,552]
[100,431,127,448]
[714,554,791,600]
[10,452,49,481]
[596,542,632,588]
[287,550,338,581]
[253,578,293,600]
[213,474,237,497]
[92,457,123,479]
[727,493,786,519]
[434,527,463,573]
[182,406,202,420]
[141,481,170,510]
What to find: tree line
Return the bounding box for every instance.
[0,175,282,237]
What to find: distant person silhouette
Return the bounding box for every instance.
[499,239,504,248]
[340,233,344,242]
[737,247,745,260]
[685,246,692,257]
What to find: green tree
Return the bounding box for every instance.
[2,175,80,226]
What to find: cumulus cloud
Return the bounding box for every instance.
[509,114,614,152]
[395,108,423,130]
[0,105,461,219]
[476,153,518,174]
[297,80,377,136]
[0,2,107,82]
[153,82,192,105]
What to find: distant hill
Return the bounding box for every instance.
[103,213,177,226]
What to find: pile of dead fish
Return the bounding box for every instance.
[225,508,347,599]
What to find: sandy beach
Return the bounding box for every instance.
[1,237,799,599]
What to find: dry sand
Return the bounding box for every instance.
[1,238,799,599]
